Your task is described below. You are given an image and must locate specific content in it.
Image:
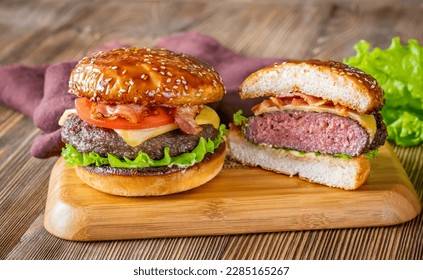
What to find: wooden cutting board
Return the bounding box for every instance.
[44,143,421,241]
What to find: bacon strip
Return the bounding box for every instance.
[174,105,203,135]
[290,97,308,106]
[252,92,350,115]
[91,102,203,135]
[91,103,147,123]
[294,92,327,106]
[269,97,291,108]
[252,99,274,114]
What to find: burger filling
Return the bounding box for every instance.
[234,93,387,158]
[60,98,226,169]
[62,114,218,160]
[244,110,386,157]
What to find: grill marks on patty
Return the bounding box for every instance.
[61,114,218,160]
[245,110,387,157]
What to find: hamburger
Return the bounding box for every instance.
[59,47,227,196]
[227,59,387,190]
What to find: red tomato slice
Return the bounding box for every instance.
[75,97,174,130]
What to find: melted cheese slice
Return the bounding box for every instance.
[195,105,220,129]
[115,105,220,147]
[256,104,377,143]
[114,124,179,147]
[58,109,77,126]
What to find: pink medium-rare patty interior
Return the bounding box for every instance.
[244,110,369,157]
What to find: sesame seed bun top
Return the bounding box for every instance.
[239,59,385,114]
[68,47,226,106]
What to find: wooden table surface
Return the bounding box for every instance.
[1,0,422,260]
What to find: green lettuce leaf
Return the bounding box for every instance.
[363,149,379,159]
[332,153,353,159]
[233,110,249,126]
[62,124,227,168]
[344,37,423,146]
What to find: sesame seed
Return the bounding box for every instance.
[358,80,363,83]
[166,72,173,77]
[182,80,187,85]
[160,71,165,75]
[152,67,158,71]
[160,66,166,69]
[111,66,118,69]
[122,70,127,74]
[166,78,171,83]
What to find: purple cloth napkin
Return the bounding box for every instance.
[0,32,283,158]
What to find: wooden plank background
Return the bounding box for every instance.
[0,0,422,260]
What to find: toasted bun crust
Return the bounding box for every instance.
[74,143,227,196]
[240,59,384,114]
[69,47,225,106]
[227,126,370,190]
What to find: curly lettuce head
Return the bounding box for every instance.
[344,37,423,146]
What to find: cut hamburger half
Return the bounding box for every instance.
[59,47,227,196]
[228,59,387,190]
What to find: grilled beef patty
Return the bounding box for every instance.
[245,110,387,157]
[82,143,226,176]
[61,114,218,160]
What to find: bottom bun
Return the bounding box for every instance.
[227,126,370,190]
[75,143,227,196]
